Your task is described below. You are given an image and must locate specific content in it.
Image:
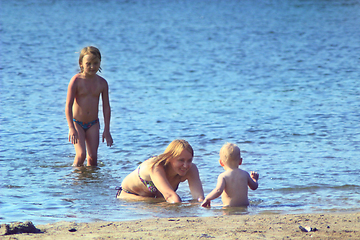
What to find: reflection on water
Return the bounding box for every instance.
[69,166,103,185]
[212,206,249,216]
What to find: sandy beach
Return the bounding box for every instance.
[1,212,359,239]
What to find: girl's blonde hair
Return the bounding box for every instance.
[151,139,194,169]
[79,46,102,73]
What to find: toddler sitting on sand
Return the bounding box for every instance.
[202,143,259,207]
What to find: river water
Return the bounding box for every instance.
[1,0,360,224]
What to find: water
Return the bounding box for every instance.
[1,0,360,225]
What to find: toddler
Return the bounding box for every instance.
[202,143,259,207]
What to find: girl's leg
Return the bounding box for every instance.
[73,124,86,166]
[85,122,100,166]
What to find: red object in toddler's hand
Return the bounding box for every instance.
[201,200,211,208]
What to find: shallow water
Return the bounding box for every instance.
[1,0,360,224]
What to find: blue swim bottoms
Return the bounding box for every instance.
[73,118,99,131]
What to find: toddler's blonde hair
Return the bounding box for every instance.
[220,143,241,164]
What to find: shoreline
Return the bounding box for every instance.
[1,211,359,239]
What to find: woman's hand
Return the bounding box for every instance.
[150,165,182,203]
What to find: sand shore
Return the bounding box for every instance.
[1,212,359,239]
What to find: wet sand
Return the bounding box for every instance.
[1,212,359,239]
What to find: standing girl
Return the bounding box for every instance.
[65,46,113,166]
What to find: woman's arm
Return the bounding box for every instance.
[150,165,182,203]
[186,164,204,202]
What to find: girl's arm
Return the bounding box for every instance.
[101,79,113,147]
[65,76,78,144]
[186,164,204,202]
[201,174,225,207]
[150,165,182,203]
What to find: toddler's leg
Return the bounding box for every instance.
[73,124,86,166]
[85,123,100,166]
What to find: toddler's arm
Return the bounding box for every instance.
[201,174,225,208]
[248,171,259,190]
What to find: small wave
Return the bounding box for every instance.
[274,184,360,193]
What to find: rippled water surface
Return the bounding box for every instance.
[1,0,360,224]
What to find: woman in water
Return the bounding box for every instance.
[117,139,204,203]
